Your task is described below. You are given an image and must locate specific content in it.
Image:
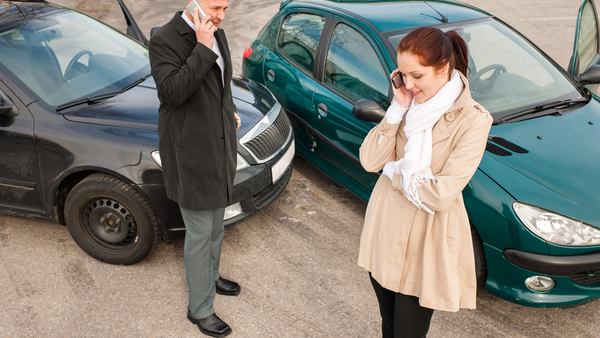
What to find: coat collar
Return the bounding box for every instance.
[170,12,198,45]
[432,72,475,145]
[171,12,232,87]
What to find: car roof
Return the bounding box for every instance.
[284,0,492,33]
[0,1,67,30]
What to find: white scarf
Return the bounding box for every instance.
[393,70,463,213]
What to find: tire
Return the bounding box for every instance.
[64,173,159,265]
[471,222,488,291]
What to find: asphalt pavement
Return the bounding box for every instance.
[1,0,599,337]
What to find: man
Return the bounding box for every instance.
[148,0,240,337]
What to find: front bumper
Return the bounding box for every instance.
[505,248,600,283]
[140,139,294,242]
[484,244,600,307]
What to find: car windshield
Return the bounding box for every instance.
[385,18,585,120]
[0,10,150,107]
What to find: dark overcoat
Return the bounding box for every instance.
[149,12,237,210]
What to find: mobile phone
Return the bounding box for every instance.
[186,0,206,20]
[392,72,403,89]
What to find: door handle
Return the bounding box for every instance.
[267,69,275,82]
[317,103,328,117]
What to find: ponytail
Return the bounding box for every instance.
[445,30,469,76]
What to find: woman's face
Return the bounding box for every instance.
[397,52,450,104]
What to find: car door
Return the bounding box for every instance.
[0,80,43,214]
[570,0,600,95]
[264,11,330,149]
[312,20,392,198]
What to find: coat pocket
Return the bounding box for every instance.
[178,109,194,148]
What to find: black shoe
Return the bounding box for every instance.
[216,277,241,296]
[187,313,232,337]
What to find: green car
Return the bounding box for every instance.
[243,0,600,308]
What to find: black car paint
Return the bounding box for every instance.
[0,1,293,244]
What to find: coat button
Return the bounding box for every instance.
[221,134,225,139]
[445,113,454,122]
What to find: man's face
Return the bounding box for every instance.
[196,0,229,27]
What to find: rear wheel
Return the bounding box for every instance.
[471,222,488,290]
[64,173,159,265]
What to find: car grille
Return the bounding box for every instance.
[569,270,600,285]
[240,103,292,163]
[252,164,293,210]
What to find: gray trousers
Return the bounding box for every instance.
[180,207,225,319]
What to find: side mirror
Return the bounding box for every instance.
[150,27,161,38]
[0,91,18,117]
[353,99,385,123]
[576,64,600,85]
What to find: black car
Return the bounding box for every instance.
[0,0,294,264]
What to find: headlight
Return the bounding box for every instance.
[151,150,162,168]
[153,150,248,171]
[513,202,600,246]
[236,153,250,171]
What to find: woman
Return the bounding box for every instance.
[358,26,493,338]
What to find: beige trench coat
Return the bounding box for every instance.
[358,74,493,312]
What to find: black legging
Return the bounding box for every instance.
[370,273,435,338]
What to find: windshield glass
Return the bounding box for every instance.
[0,10,150,107]
[385,18,584,119]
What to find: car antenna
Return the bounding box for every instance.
[422,1,448,23]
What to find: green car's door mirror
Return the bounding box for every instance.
[353,99,385,123]
[0,91,18,117]
[576,64,600,84]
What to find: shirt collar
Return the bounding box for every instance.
[181,11,195,30]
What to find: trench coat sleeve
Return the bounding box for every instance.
[417,111,493,212]
[360,115,404,173]
[149,32,218,107]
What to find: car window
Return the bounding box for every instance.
[324,23,389,108]
[0,11,150,107]
[277,13,326,74]
[385,19,582,119]
[576,0,599,75]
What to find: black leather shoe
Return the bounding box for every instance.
[216,277,241,296]
[187,313,232,337]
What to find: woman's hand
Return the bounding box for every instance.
[390,69,412,108]
[385,148,396,165]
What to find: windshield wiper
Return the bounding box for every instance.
[56,92,121,111]
[499,98,589,123]
[56,75,151,112]
[119,75,151,93]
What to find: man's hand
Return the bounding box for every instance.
[234,112,241,130]
[193,8,217,48]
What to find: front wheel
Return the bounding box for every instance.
[65,173,159,265]
[471,222,487,291]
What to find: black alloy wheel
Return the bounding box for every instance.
[65,173,159,265]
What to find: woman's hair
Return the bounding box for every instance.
[397,26,469,76]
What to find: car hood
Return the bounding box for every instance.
[479,99,600,226]
[63,75,278,138]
